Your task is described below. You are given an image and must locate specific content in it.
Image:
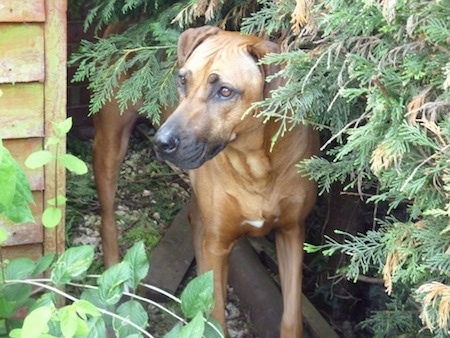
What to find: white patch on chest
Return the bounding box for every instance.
[241,219,265,228]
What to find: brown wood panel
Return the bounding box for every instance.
[43,0,67,258]
[2,243,42,261]
[0,0,45,22]
[0,83,44,139]
[145,205,195,300]
[3,138,45,191]
[1,191,43,247]
[0,23,44,83]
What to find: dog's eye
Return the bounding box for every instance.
[218,87,232,98]
[179,75,186,86]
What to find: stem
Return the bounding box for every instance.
[5,279,154,338]
[54,141,60,258]
[0,247,4,283]
[78,277,225,338]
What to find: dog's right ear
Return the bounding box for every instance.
[177,26,220,66]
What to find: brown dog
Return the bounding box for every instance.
[153,26,319,337]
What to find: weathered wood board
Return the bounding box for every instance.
[1,191,43,248]
[0,0,67,260]
[0,83,44,139]
[0,0,45,22]
[0,24,45,83]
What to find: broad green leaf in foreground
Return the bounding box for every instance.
[51,246,94,285]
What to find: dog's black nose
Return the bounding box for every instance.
[155,132,180,154]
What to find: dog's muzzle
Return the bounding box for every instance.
[154,127,226,170]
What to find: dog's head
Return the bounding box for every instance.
[154,26,280,170]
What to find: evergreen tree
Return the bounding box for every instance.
[71,0,450,336]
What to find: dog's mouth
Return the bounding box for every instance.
[154,139,227,170]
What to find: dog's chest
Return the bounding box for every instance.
[229,181,287,230]
[219,148,299,228]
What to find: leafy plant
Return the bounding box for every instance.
[1,241,222,338]
[1,114,221,337]
[25,118,88,228]
[0,140,34,224]
[246,0,450,336]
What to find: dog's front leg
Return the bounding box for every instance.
[203,237,231,337]
[276,223,305,338]
[189,206,232,336]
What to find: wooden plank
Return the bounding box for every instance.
[302,294,341,338]
[0,0,45,22]
[1,191,44,247]
[144,204,195,300]
[0,23,44,83]
[2,243,43,261]
[229,238,285,338]
[3,138,45,191]
[248,237,340,338]
[0,83,44,139]
[43,0,67,258]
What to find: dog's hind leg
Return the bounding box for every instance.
[276,223,305,338]
[93,97,139,267]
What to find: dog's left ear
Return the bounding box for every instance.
[247,40,282,98]
[178,26,220,66]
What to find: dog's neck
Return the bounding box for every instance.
[222,119,279,183]
[223,118,313,182]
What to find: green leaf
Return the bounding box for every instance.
[59,154,88,175]
[0,192,34,224]
[0,144,34,223]
[97,262,130,305]
[3,284,32,308]
[0,295,17,318]
[123,241,149,290]
[179,311,205,338]
[47,195,67,207]
[5,257,35,280]
[32,253,56,277]
[113,300,148,337]
[80,289,106,310]
[84,315,107,338]
[32,293,56,311]
[180,271,215,319]
[20,305,53,338]
[73,299,101,319]
[25,150,53,169]
[42,206,62,228]
[9,329,57,338]
[13,157,33,204]
[59,303,92,338]
[303,242,323,253]
[44,136,60,148]
[0,146,16,208]
[51,246,94,285]
[165,323,182,338]
[59,305,79,338]
[54,117,73,137]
